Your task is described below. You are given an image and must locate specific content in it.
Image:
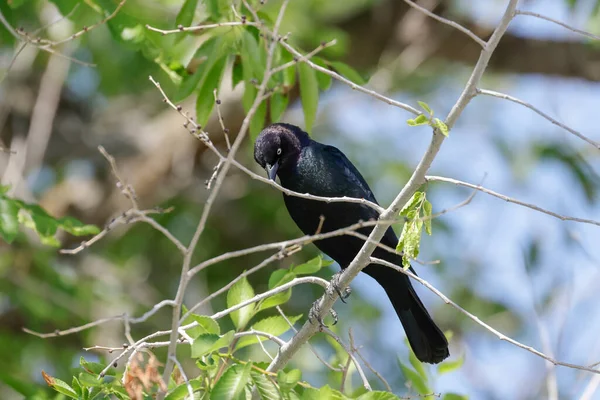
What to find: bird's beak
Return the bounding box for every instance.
[265,160,279,181]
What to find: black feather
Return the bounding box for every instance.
[254,123,449,363]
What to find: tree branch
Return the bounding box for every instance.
[266,0,520,374]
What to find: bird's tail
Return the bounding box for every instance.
[367,264,449,364]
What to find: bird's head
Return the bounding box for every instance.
[254,123,310,181]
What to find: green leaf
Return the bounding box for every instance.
[438,355,464,375]
[258,270,295,311]
[196,55,227,128]
[423,199,432,235]
[406,114,429,127]
[397,212,422,269]
[227,276,256,329]
[257,286,292,312]
[300,385,346,400]
[280,50,296,88]
[211,363,252,400]
[0,197,19,243]
[42,371,78,399]
[329,61,366,85]
[400,192,424,216]
[434,118,449,137]
[250,371,280,400]
[442,394,468,400]
[408,350,428,385]
[298,63,319,132]
[270,92,289,123]
[165,379,203,400]
[57,216,100,236]
[312,57,332,91]
[191,330,234,358]
[175,0,198,28]
[236,315,302,350]
[417,101,432,115]
[293,255,332,275]
[80,356,116,376]
[241,30,264,79]
[268,269,295,289]
[175,37,219,102]
[356,392,401,400]
[185,315,220,339]
[277,369,302,394]
[398,361,430,395]
[78,372,104,388]
[232,58,244,88]
[250,100,267,140]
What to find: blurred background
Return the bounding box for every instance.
[1,0,600,399]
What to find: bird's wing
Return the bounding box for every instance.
[322,144,379,205]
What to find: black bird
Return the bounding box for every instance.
[254,123,449,364]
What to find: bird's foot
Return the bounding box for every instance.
[326,271,352,303]
[308,299,338,328]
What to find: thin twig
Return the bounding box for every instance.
[476,88,600,150]
[349,328,392,392]
[170,355,194,399]
[276,306,343,372]
[371,257,600,376]
[426,175,600,227]
[146,21,258,35]
[213,89,231,150]
[402,0,486,48]
[321,327,371,391]
[515,10,600,41]
[24,299,176,338]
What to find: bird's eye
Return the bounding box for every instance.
[276,148,282,156]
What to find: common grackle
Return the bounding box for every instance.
[254,123,449,364]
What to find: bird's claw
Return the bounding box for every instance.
[308,299,338,328]
[327,271,352,303]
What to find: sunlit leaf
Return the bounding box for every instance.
[227,276,256,329]
[236,314,302,350]
[407,114,429,127]
[164,379,203,400]
[438,355,464,375]
[277,369,302,394]
[191,330,234,358]
[211,362,252,400]
[251,371,280,400]
[42,371,78,399]
[417,101,432,115]
[0,197,19,243]
[293,255,332,275]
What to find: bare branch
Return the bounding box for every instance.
[321,327,372,391]
[371,257,600,376]
[146,21,258,35]
[402,0,486,48]
[426,175,600,227]
[276,306,343,372]
[476,88,600,150]
[170,356,194,399]
[515,10,600,42]
[234,330,287,347]
[277,39,421,116]
[349,328,392,392]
